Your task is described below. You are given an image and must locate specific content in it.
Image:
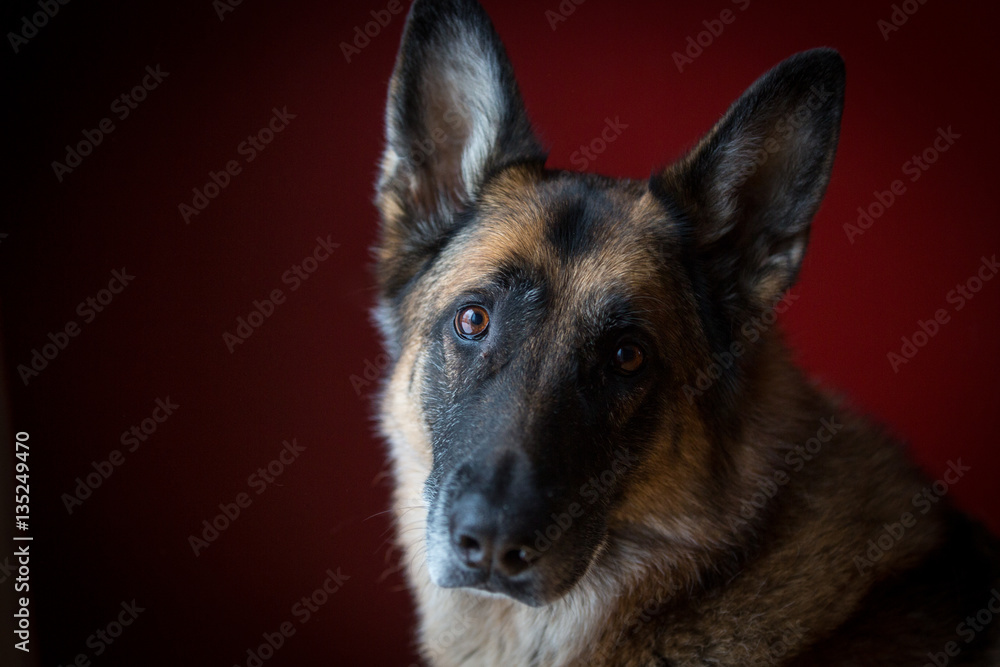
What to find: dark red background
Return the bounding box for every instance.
[2,0,998,665]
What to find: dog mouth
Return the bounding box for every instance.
[434,558,549,607]
[428,546,557,607]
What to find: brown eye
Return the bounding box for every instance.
[613,344,645,374]
[455,306,490,340]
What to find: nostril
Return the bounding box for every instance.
[499,545,536,576]
[455,533,487,567]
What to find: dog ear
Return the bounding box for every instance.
[375,0,544,298]
[655,49,845,322]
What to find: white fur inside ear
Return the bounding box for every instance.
[704,134,767,240]
[378,10,527,223]
[434,23,505,200]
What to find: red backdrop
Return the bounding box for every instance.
[2,0,998,665]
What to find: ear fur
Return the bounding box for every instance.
[375,0,544,299]
[654,49,845,323]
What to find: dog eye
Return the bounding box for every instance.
[455,306,490,340]
[613,343,645,374]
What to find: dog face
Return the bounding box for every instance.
[375,0,844,607]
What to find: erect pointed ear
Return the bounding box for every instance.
[375,0,545,298]
[654,48,845,325]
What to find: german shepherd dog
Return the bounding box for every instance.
[372,0,1000,664]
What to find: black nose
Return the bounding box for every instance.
[449,492,538,577]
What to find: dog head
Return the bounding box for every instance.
[374,0,844,607]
